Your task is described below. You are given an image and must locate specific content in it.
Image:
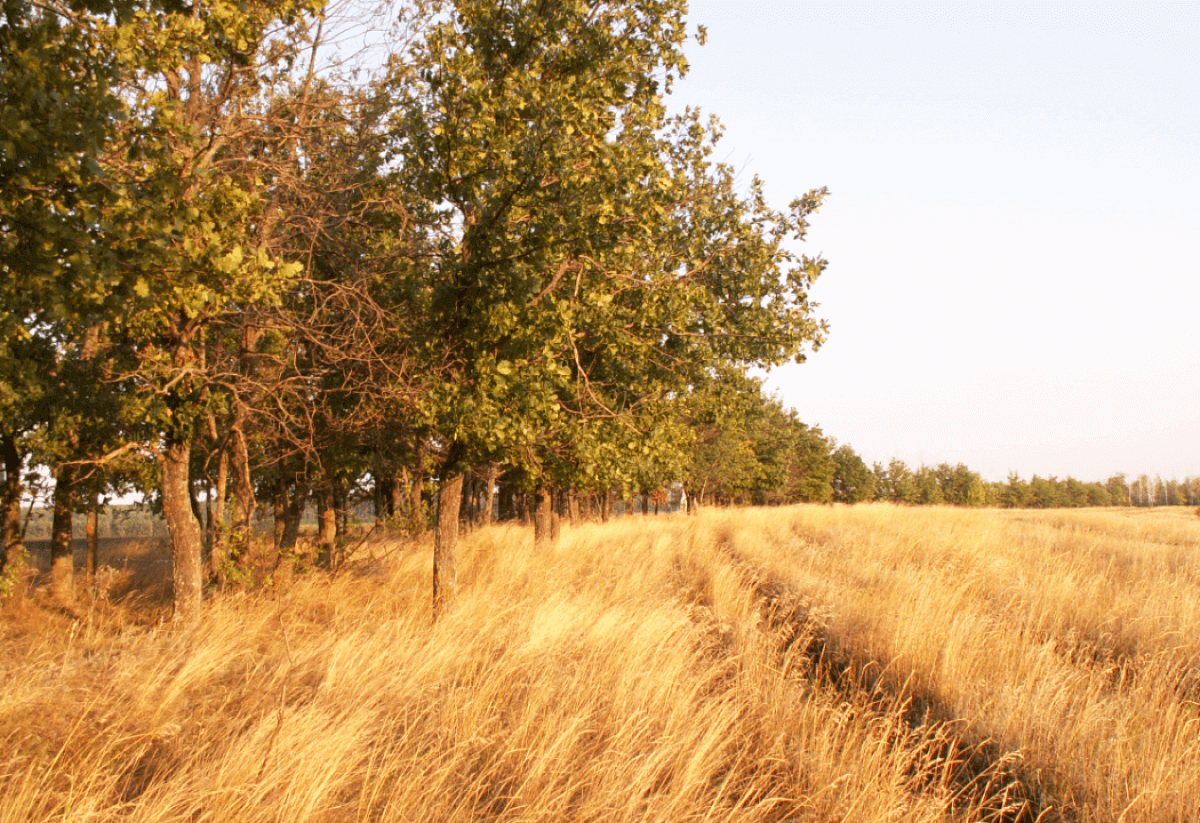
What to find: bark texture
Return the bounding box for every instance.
[85,488,99,582]
[50,463,76,605]
[433,467,465,618]
[316,485,337,568]
[161,438,204,621]
[534,486,553,547]
[229,399,255,563]
[278,482,307,553]
[1,432,25,590]
[482,463,499,524]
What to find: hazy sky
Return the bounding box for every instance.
[671,0,1199,482]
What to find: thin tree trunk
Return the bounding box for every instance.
[601,489,611,522]
[459,475,476,528]
[273,483,286,549]
[86,486,99,583]
[335,482,349,544]
[50,462,76,605]
[229,401,255,562]
[433,459,466,618]
[316,485,336,569]
[279,482,306,553]
[534,485,553,547]
[483,463,499,525]
[567,487,580,524]
[390,471,404,521]
[209,443,229,570]
[410,441,429,537]
[410,441,426,534]
[1,432,25,591]
[374,473,387,528]
[161,438,204,621]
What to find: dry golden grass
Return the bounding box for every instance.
[2,505,1198,822]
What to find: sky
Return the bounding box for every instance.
[670,0,1200,483]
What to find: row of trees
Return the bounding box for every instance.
[1,0,830,615]
[5,0,1191,616]
[678,377,1200,511]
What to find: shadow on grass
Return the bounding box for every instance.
[713,538,1076,823]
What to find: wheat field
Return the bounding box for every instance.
[3,505,1199,822]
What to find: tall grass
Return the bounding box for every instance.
[2,506,1197,822]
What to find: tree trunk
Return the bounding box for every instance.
[390,471,405,522]
[161,438,204,621]
[567,487,580,524]
[279,482,306,553]
[1,433,26,593]
[374,473,388,528]
[534,485,553,547]
[50,462,76,605]
[86,486,99,583]
[550,489,563,541]
[459,474,476,527]
[601,489,611,522]
[483,463,499,525]
[410,440,426,534]
[316,485,337,569]
[334,482,349,543]
[433,463,465,618]
[273,483,286,549]
[229,401,255,562]
[209,444,229,570]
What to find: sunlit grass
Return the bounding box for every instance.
[2,505,1198,822]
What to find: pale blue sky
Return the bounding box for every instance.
[673,0,1200,482]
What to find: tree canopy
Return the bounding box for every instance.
[2,0,831,614]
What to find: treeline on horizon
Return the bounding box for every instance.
[654,372,1200,511]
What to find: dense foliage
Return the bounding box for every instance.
[2,0,832,613]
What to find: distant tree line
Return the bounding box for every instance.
[674,375,1200,511]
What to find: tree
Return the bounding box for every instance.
[1000,472,1031,508]
[386,0,827,613]
[1,0,129,592]
[90,0,334,618]
[786,424,834,503]
[1105,473,1129,506]
[680,369,774,506]
[1028,475,1064,508]
[913,466,944,505]
[830,445,874,504]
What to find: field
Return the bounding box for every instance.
[3,505,1200,822]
